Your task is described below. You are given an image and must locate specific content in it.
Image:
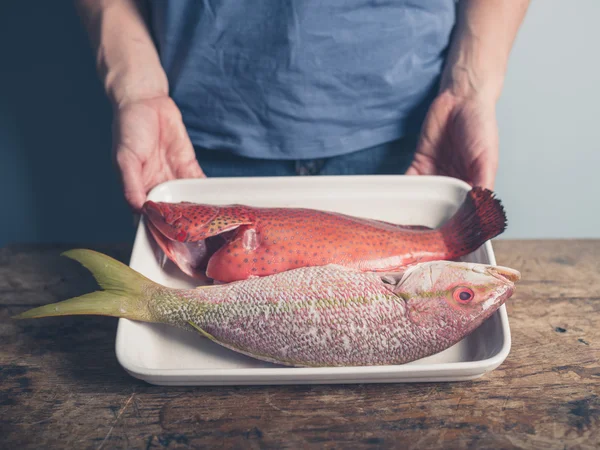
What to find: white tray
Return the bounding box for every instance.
[115,175,511,385]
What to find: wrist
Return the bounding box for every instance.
[439,31,505,104]
[438,0,529,104]
[439,62,503,105]
[103,62,169,109]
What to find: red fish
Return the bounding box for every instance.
[142,187,506,283]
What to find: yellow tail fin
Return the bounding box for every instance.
[12,249,157,321]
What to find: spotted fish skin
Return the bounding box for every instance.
[143,187,507,283]
[13,250,520,368]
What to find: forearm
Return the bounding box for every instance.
[74,0,168,107]
[441,0,530,102]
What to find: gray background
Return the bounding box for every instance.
[494,0,599,239]
[1,0,598,248]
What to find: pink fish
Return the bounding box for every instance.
[13,249,520,367]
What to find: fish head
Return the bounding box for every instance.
[141,201,254,279]
[397,260,520,338]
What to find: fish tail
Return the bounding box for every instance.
[12,249,158,321]
[439,187,507,255]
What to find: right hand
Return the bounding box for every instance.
[112,96,205,212]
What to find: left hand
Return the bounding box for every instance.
[406,90,499,189]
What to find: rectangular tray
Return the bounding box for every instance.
[115,175,511,385]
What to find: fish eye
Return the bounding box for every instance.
[453,286,475,303]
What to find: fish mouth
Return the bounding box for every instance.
[143,202,237,280]
[487,265,521,283]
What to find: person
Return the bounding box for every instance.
[75,0,530,212]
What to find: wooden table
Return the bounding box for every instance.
[1,240,599,449]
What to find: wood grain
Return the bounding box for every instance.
[1,240,599,449]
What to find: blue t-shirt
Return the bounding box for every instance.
[148,1,456,159]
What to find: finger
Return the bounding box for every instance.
[405,165,420,176]
[414,97,449,157]
[409,124,441,177]
[167,122,207,179]
[405,153,438,176]
[176,158,206,179]
[414,131,431,156]
[472,161,497,190]
[115,150,147,211]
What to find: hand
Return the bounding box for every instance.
[112,96,205,211]
[406,90,499,189]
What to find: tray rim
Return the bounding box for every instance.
[115,175,512,384]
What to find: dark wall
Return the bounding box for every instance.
[0,2,135,247]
